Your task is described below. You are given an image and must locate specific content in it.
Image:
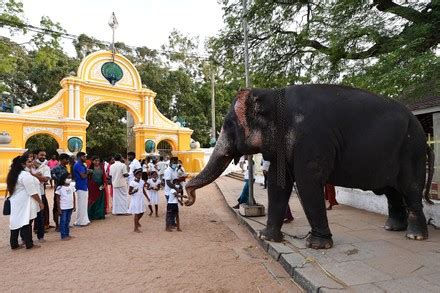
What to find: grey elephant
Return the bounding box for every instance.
[185,84,434,249]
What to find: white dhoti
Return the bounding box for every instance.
[112,186,129,214]
[75,190,90,226]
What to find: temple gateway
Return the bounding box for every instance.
[0,50,205,192]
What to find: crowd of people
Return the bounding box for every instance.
[5,149,188,250]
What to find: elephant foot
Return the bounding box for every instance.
[305,233,333,249]
[258,227,283,242]
[406,210,428,240]
[384,217,407,231]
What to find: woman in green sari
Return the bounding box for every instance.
[88,156,106,220]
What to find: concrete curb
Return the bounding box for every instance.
[214,182,347,293]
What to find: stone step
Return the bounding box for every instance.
[225,171,245,181]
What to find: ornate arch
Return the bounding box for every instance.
[77,51,142,90]
[23,128,63,148]
[83,97,142,124]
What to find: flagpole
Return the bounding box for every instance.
[242,0,255,206]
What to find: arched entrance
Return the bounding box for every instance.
[25,134,59,157]
[157,140,173,157]
[0,50,205,192]
[85,103,129,158]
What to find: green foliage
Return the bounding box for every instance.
[25,134,59,157]
[212,0,440,100]
[86,104,127,158]
[5,0,440,153]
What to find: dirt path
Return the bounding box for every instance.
[0,183,301,292]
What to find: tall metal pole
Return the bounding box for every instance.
[211,68,216,143]
[242,0,255,206]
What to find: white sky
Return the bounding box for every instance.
[15,0,225,56]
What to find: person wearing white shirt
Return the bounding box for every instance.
[7,154,44,250]
[127,152,142,183]
[163,158,179,201]
[31,150,51,242]
[165,178,184,232]
[54,173,76,240]
[109,154,130,214]
[146,172,161,216]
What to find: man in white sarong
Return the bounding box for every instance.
[109,153,129,214]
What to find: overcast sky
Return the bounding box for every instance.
[16,0,225,56]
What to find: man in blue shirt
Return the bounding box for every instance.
[73,152,90,226]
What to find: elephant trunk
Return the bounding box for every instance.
[185,130,234,206]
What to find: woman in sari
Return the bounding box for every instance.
[87,156,106,220]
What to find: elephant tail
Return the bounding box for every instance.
[424,145,434,205]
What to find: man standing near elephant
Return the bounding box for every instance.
[233,160,254,209]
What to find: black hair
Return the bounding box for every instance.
[114,153,122,161]
[77,152,86,158]
[128,151,135,157]
[32,149,45,155]
[58,172,69,186]
[59,153,70,161]
[89,156,100,169]
[6,154,29,195]
[170,157,179,164]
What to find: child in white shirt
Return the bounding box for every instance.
[128,169,149,233]
[55,173,76,241]
[165,179,186,232]
[146,171,161,217]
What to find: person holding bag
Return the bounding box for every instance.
[6,154,44,250]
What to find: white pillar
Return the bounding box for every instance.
[148,96,153,125]
[68,84,74,119]
[74,85,80,119]
[144,96,149,125]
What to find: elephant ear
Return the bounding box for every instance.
[252,90,272,116]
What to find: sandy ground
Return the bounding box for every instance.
[0,184,301,292]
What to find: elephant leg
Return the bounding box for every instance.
[293,141,334,249]
[402,190,428,240]
[384,188,408,231]
[258,162,293,242]
[295,177,333,249]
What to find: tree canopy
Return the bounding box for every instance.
[1,0,440,154]
[212,0,440,102]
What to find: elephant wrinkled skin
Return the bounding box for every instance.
[185,84,434,249]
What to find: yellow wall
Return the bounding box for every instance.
[0,51,204,192]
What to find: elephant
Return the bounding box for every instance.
[185,84,434,249]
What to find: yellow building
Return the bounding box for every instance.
[0,51,204,192]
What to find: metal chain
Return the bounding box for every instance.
[275,88,287,188]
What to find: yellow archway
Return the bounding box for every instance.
[0,51,205,192]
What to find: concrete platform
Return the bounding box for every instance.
[215,176,440,293]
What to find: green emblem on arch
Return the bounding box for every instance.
[145,140,156,153]
[67,137,83,153]
[101,61,124,85]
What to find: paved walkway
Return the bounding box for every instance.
[215,176,440,292]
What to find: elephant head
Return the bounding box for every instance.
[185,88,277,205]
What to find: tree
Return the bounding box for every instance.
[86,103,127,158]
[212,0,440,101]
